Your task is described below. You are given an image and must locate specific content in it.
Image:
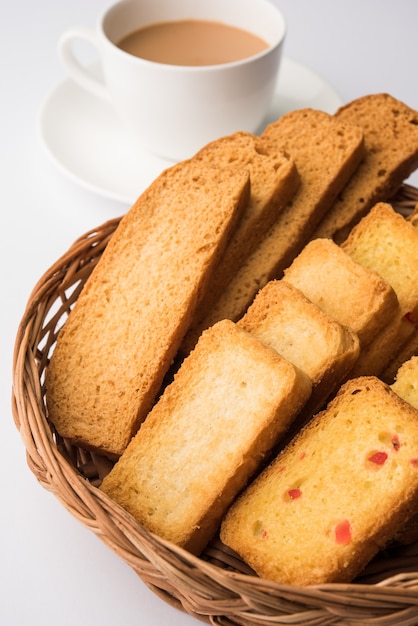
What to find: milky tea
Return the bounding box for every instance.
[117,19,269,66]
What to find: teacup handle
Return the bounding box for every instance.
[58,26,111,102]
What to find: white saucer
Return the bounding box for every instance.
[39,58,342,205]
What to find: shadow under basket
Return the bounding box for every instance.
[12,184,418,626]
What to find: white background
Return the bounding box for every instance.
[1,1,417,625]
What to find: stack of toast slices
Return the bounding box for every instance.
[45,93,418,586]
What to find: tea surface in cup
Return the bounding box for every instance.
[117,19,269,66]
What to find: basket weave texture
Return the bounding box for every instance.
[12,185,418,626]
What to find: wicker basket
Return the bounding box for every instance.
[12,184,418,626]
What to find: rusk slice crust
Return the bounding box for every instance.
[313,93,418,243]
[100,320,312,554]
[187,109,365,328]
[283,238,398,348]
[342,202,418,377]
[46,161,250,458]
[342,204,418,318]
[220,377,418,585]
[238,280,360,418]
[181,131,299,353]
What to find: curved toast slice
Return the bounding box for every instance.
[181,131,300,353]
[101,320,311,554]
[46,161,250,457]
[187,108,364,330]
[342,202,418,377]
[221,376,418,585]
[238,280,359,418]
[283,238,399,348]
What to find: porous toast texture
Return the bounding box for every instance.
[46,161,250,457]
[100,320,311,554]
[283,238,398,347]
[238,280,359,417]
[342,202,418,377]
[221,377,418,585]
[192,131,300,285]
[391,357,418,543]
[182,108,365,329]
[181,130,299,353]
[382,207,418,381]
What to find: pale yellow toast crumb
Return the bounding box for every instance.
[46,161,250,457]
[101,320,311,553]
[221,377,418,585]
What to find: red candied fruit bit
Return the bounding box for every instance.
[288,488,302,500]
[411,459,418,468]
[335,519,352,545]
[368,451,388,465]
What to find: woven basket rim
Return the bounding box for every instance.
[12,184,418,626]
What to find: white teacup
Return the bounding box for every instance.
[59,0,286,160]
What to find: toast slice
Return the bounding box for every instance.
[183,109,364,330]
[382,206,418,381]
[313,93,418,243]
[383,330,418,383]
[192,131,300,287]
[391,357,418,544]
[392,356,418,409]
[181,131,299,353]
[221,376,418,585]
[238,280,360,418]
[283,238,398,348]
[342,202,418,377]
[46,161,250,457]
[100,319,312,554]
